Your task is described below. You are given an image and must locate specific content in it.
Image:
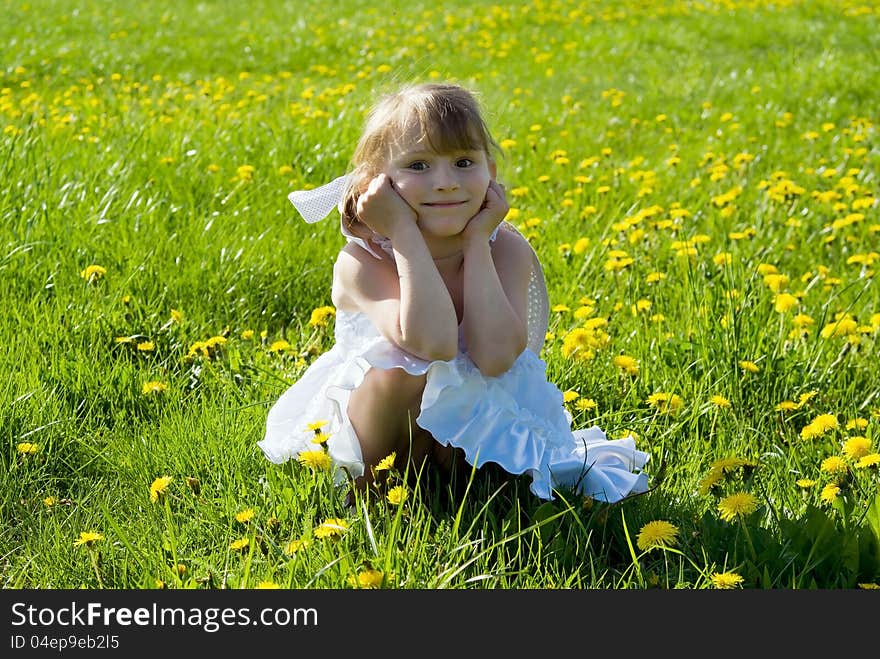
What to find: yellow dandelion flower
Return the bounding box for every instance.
[858,583,880,590]
[297,450,331,471]
[561,328,597,362]
[718,492,759,521]
[142,381,168,395]
[269,339,291,353]
[74,531,104,547]
[170,308,183,323]
[796,479,816,488]
[820,316,858,339]
[797,391,818,407]
[256,581,280,589]
[236,164,255,181]
[309,306,336,327]
[811,413,839,434]
[711,571,744,589]
[575,398,597,411]
[820,483,841,504]
[311,432,330,445]
[241,329,255,340]
[149,476,173,502]
[375,452,396,471]
[820,456,848,475]
[563,390,580,403]
[710,395,731,408]
[710,457,752,473]
[647,392,684,415]
[349,569,384,589]
[229,537,250,551]
[738,360,760,374]
[774,293,799,313]
[307,420,328,432]
[612,355,639,376]
[235,508,255,523]
[80,264,106,283]
[284,539,311,555]
[136,341,155,352]
[16,442,38,455]
[698,468,725,495]
[386,486,408,506]
[314,518,349,539]
[636,520,680,551]
[776,401,798,411]
[845,418,869,431]
[792,313,814,329]
[856,453,880,469]
[843,435,871,460]
[43,496,57,506]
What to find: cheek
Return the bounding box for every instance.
[392,178,419,203]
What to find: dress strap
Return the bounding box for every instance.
[498,222,549,355]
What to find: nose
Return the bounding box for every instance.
[432,163,460,191]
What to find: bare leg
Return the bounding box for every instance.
[346,367,433,489]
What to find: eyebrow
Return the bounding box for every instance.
[396,148,481,159]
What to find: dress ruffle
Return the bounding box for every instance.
[259,310,649,502]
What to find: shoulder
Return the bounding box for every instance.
[492,224,538,274]
[331,242,397,311]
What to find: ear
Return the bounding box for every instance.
[488,159,497,180]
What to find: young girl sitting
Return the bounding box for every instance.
[259,82,649,503]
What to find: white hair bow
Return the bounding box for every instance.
[287,174,352,224]
[287,174,387,260]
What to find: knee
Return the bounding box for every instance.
[362,367,426,401]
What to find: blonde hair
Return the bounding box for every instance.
[340,83,500,235]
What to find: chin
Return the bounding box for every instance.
[419,218,469,238]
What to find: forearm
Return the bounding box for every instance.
[462,238,527,376]
[392,225,459,361]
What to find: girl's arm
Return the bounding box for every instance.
[332,176,459,361]
[389,221,459,360]
[461,183,531,377]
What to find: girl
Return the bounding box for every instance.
[259,82,649,502]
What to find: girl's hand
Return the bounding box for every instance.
[355,174,417,238]
[462,180,509,243]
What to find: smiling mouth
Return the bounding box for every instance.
[423,201,467,207]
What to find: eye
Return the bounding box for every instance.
[455,158,474,168]
[406,161,428,171]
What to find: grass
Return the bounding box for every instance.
[1,0,879,589]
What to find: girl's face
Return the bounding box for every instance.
[384,128,495,238]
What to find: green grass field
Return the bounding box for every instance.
[2,0,879,589]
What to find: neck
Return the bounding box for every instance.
[432,249,463,262]
[421,230,464,262]
[428,241,464,276]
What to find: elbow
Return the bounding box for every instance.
[476,360,511,378]
[472,333,527,378]
[409,342,458,362]
[398,330,458,363]
[426,346,459,362]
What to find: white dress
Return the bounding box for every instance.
[259,224,649,502]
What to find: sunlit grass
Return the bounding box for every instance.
[2,0,878,589]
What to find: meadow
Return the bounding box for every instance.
[2,0,878,589]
